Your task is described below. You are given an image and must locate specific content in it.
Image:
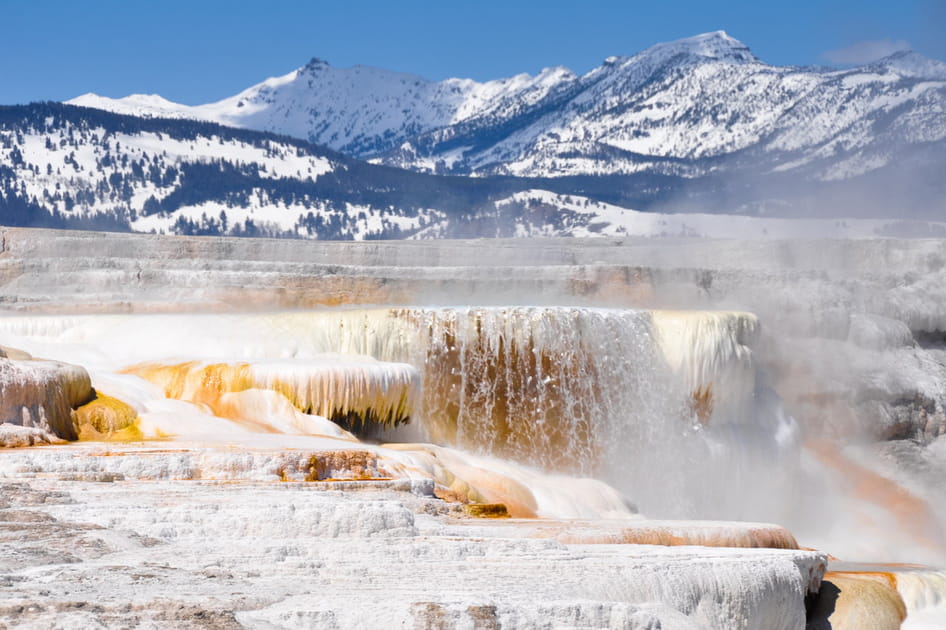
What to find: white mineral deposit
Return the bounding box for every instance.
[1,231,945,628]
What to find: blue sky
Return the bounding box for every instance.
[2,0,943,105]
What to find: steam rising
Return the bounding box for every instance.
[2,304,942,564]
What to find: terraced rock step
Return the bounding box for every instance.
[0,474,826,629]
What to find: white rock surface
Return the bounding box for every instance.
[0,357,91,440]
[0,474,825,630]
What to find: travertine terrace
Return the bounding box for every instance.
[2,228,946,628]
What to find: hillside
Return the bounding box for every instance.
[1,100,943,240]
[70,32,946,184]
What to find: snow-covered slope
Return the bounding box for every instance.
[9,103,946,240]
[421,189,946,239]
[71,58,577,160]
[2,101,943,240]
[69,31,946,180]
[0,103,452,239]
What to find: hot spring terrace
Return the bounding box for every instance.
[1,228,946,628]
[2,226,946,312]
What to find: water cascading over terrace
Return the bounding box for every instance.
[0,306,787,498]
[322,307,773,477]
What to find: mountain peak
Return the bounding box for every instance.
[642,30,758,64]
[593,31,758,89]
[67,92,192,119]
[304,57,330,70]
[870,50,946,80]
[61,30,946,185]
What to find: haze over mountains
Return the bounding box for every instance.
[1,31,944,239]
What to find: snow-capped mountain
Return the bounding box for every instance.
[3,32,945,242]
[4,102,941,241]
[69,31,946,181]
[70,58,577,161]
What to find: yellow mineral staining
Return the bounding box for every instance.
[74,393,142,442]
[393,308,603,472]
[214,449,395,482]
[121,357,417,436]
[302,450,393,482]
[540,522,799,549]
[807,571,906,630]
[124,361,253,408]
[463,503,510,518]
[690,385,714,425]
[387,443,540,518]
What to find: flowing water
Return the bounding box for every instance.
[1,307,944,566]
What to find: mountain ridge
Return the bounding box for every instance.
[1,101,944,245]
[67,31,946,182]
[1,31,943,242]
